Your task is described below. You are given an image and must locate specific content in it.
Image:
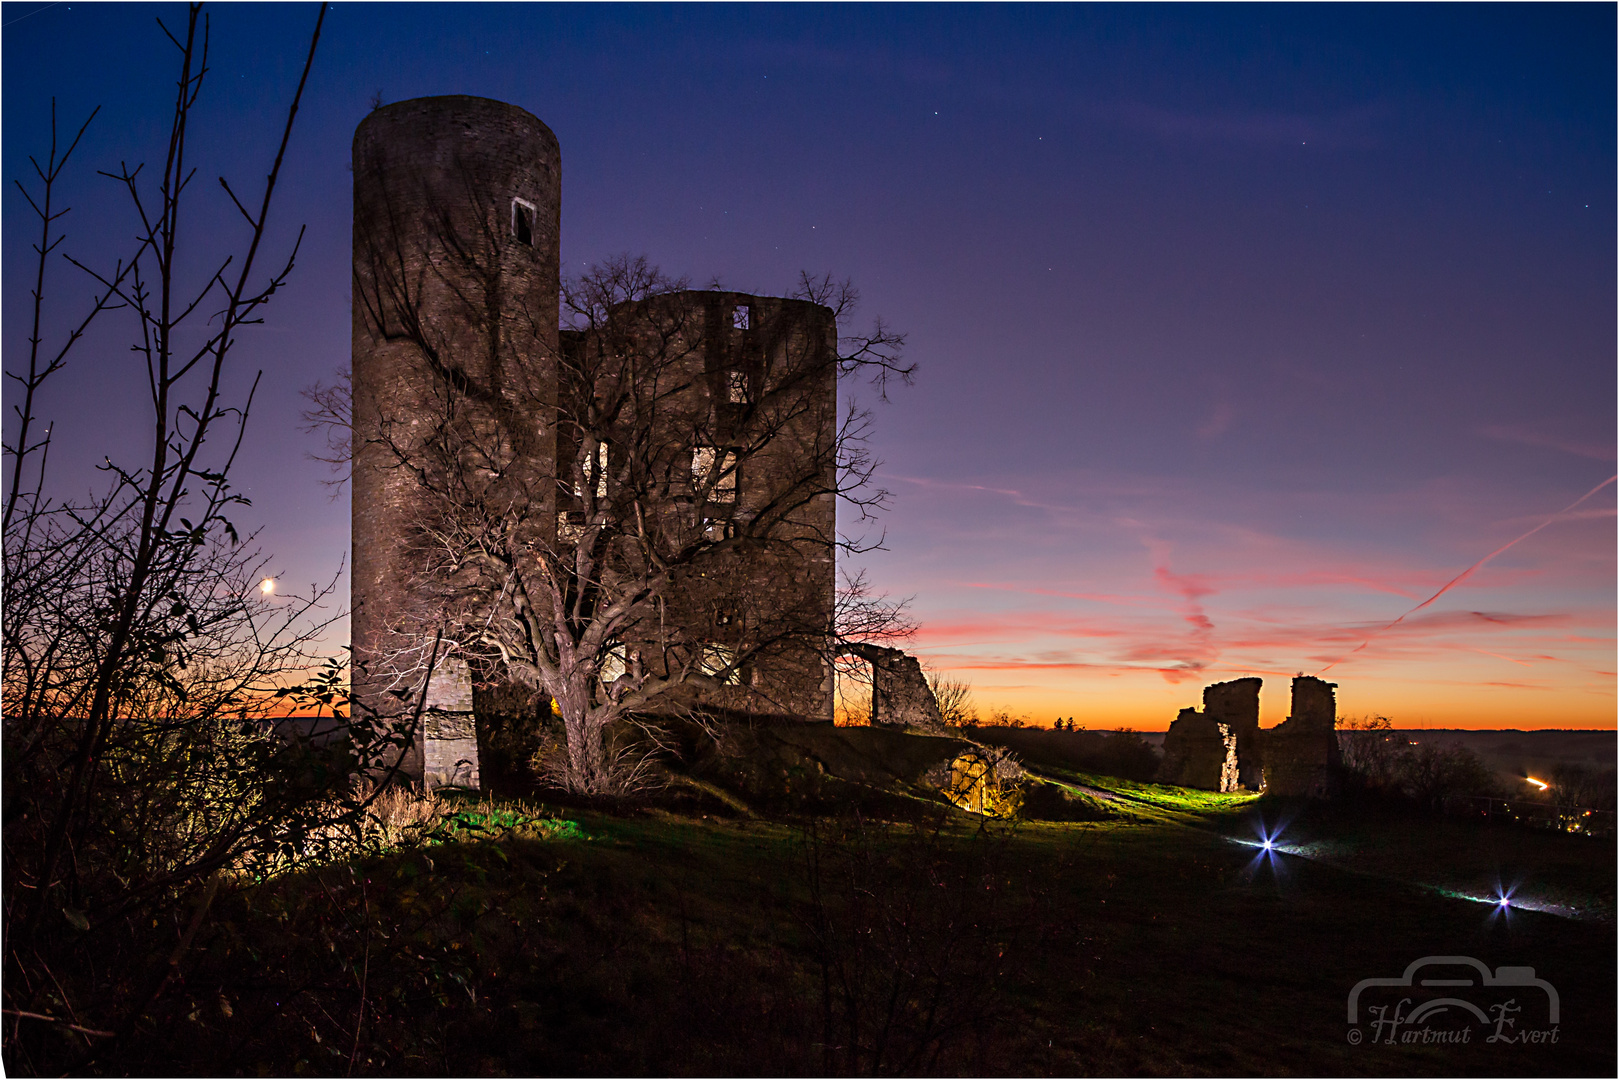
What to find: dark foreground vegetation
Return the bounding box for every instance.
[8,738,1612,1077]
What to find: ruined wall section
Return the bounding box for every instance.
[352,96,560,783]
[1156,675,1344,797]
[1260,676,1341,797]
[685,291,837,721]
[1203,677,1262,789]
[421,657,479,789]
[1156,707,1240,792]
[844,644,945,731]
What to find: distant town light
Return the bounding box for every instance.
[260,578,275,595]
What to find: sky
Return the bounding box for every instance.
[3,3,1614,730]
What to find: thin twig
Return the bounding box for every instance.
[347,877,370,1076]
[1,1010,116,1038]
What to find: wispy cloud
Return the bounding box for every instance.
[911,599,1604,690]
[885,465,1613,719]
[954,581,1150,607]
[1480,423,1614,462]
[1318,476,1618,673]
[1144,538,1219,678]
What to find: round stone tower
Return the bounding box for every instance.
[351,96,560,779]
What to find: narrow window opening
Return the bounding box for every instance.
[727,370,748,404]
[599,644,628,685]
[557,510,586,544]
[702,516,737,543]
[732,304,751,330]
[699,643,741,685]
[572,440,609,501]
[692,445,737,504]
[512,198,536,246]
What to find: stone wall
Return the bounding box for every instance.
[591,291,838,723]
[352,99,842,788]
[1157,674,1342,797]
[1260,676,1341,798]
[1203,677,1262,788]
[1156,707,1240,792]
[843,643,945,730]
[352,96,560,782]
[421,657,479,790]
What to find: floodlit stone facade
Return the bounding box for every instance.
[352,97,836,787]
[1157,706,1240,792]
[1203,676,1263,788]
[352,96,560,783]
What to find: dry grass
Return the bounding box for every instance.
[362,782,450,848]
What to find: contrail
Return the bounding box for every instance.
[1318,474,1616,674]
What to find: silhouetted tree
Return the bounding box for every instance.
[1337,715,1410,791]
[925,668,977,728]
[1,7,404,1070]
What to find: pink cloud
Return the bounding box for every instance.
[954,581,1149,607]
[914,612,1136,644]
[912,596,1603,690]
[1225,570,1421,599]
[1143,538,1219,673]
[884,469,1612,716]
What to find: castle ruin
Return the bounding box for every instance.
[351,97,841,786]
[1156,675,1342,797]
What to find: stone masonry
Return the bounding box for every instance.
[421,657,479,789]
[844,643,946,730]
[352,97,839,788]
[352,96,559,785]
[1156,707,1241,792]
[1202,677,1262,788]
[1157,675,1341,797]
[1260,675,1341,798]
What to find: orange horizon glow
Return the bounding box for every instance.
[872,473,1615,736]
[913,654,1615,732]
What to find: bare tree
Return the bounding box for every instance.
[299,366,351,492]
[1336,715,1409,790]
[926,668,978,728]
[0,7,401,1068]
[351,174,914,795]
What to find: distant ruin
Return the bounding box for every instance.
[1156,675,1341,797]
[1259,675,1342,798]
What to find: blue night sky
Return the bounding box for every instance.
[4,3,1613,727]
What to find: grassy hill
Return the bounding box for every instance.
[67,724,1616,1077]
